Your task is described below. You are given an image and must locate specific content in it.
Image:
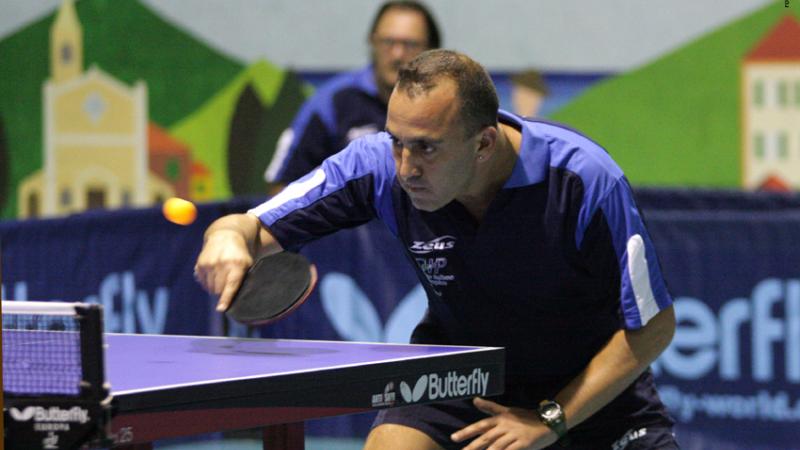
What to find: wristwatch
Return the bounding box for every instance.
[537,399,570,446]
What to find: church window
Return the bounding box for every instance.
[60,188,71,207]
[794,81,800,108]
[753,80,764,107]
[27,193,39,218]
[61,43,72,64]
[777,81,788,108]
[777,132,788,160]
[754,133,765,160]
[83,92,107,123]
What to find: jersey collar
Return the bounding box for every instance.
[501,110,549,189]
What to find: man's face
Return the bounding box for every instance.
[386,79,483,212]
[371,8,429,93]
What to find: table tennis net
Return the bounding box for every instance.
[2,301,104,398]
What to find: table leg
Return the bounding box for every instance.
[263,422,304,450]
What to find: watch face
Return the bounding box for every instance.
[540,402,562,422]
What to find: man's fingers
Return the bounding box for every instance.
[451,417,494,443]
[486,434,517,450]
[216,269,245,312]
[192,265,206,290]
[217,282,237,312]
[474,397,508,416]
[202,269,217,294]
[461,426,504,450]
[504,441,526,450]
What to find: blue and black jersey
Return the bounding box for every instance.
[265,65,387,184]
[251,110,674,430]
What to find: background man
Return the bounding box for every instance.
[510,69,549,118]
[264,1,440,191]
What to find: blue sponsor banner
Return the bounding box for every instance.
[2,189,799,448]
[1,205,214,335]
[643,210,800,450]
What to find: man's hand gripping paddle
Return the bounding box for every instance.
[225,252,318,326]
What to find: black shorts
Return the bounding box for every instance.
[372,399,679,450]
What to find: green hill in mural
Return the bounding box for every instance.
[0,0,243,218]
[551,2,799,188]
[170,60,308,198]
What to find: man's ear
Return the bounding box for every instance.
[476,126,498,161]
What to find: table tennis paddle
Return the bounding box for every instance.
[225,252,318,326]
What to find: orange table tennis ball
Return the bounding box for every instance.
[162,197,197,225]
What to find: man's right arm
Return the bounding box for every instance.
[200,132,397,312]
[194,213,284,312]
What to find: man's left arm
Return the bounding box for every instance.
[556,304,675,431]
[452,307,675,450]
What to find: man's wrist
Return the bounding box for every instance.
[204,228,243,244]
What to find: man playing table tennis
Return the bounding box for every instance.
[195,50,678,449]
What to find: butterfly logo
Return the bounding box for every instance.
[9,407,36,421]
[320,273,427,343]
[399,375,428,403]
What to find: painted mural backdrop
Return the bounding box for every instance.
[1,1,798,221]
[552,4,800,189]
[0,0,307,219]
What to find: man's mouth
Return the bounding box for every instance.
[403,183,427,194]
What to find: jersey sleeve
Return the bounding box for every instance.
[250,133,398,251]
[579,177,673,330]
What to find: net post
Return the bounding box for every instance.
[75,304,108,400]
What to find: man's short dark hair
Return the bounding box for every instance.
[396,49,498,136]
[369,1,441,49]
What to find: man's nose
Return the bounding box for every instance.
[397,148,421,179]
[390,43,409,60]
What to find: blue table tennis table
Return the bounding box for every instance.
[101,333,504,449]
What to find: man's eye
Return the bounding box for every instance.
[414,143,435,155]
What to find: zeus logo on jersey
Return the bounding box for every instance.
[409,236,456,254]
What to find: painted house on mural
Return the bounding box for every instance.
[17,0,198,218]
[148,123,191,200]
[741,15,800,191]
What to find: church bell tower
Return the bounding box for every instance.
[50,0,83,83]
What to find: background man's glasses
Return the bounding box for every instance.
[373,37,424,52]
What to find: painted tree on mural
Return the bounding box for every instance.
[226,71,306,195]
[227,84,268,196]
[0,115,8,211]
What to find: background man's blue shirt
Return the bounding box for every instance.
[265,65,387,184]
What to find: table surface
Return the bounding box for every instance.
[105,333,499,396]
[4,332,505,448]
